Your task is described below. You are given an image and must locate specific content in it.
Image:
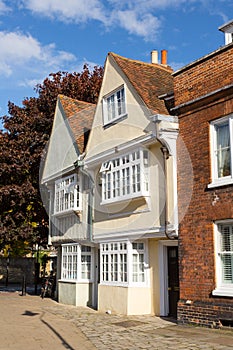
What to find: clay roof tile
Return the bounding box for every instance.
[58,95,96,153]
[109,52,173,114]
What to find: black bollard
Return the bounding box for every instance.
[21,275,26,296]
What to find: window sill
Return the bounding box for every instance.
[208,178,233,189]
[101,193,149,206]
[212,287,233,297]
[58,279,93,284]
[103,113,128,128]
[100,282,148,288]
[53,208,82,217]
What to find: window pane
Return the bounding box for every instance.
[100,149,149,203]
[81,255,91,279]
[106,87,125,122]
[219,225,233,284]
[132,243,145,283]
[62,245,79,281]
[221,254,233,283]
[107,95,115,121]
[216,123,231,177]
[55,175,79,213]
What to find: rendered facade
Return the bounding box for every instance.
[85,52,179,316]
[41,95,97,307]
[42,51,180,317]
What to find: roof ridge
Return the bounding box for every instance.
[108,52,173,73]
[57,95,96,153]
[58,94,95,108]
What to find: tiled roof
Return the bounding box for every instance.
[109,52,173,115]
[58,95,96,153]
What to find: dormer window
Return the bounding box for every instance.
[103,86,127,125]
[54,174,81,215]
[100,148,149,204]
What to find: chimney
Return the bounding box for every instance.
[151,50,158,64]
[161,50,167,65]
[219,19,233,45]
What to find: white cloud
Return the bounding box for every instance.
[20,0,107,23]
[0,31,76,78]
[20,0,162,41]
[0,0,11,13]
[115,11,161,41]
[14,0,233,42]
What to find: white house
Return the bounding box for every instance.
[42,51,180,317]
[84,52,179,316]
[41,94,97,307]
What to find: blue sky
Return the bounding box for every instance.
[0,0,232,126]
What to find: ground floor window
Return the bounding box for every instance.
[100,241,148,286]
[132,242,145,283]
[61,244,93,282]
[213,221,233,297]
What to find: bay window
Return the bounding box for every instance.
[100,148,149,204]
[100,241,147,286]
[61,244,93,282]
[54,174,81,214]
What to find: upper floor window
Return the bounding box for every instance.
[54,174,81,215]
[213,221,233,297]
[103,86,127,125]
[210,115,233,186]
[100,148,149,204]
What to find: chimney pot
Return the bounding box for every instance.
[151,50,158,64]
[161,49,167,65]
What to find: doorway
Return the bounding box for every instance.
[167,246,179,317]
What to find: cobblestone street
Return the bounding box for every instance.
[0,290,232,350]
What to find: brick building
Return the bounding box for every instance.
[173,21,233,327]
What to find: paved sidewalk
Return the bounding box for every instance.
[0,290,232,350]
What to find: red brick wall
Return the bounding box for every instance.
[177,101,233,301]
[174,44,233,106]
[175,45,233,326]
[178,300,233,328]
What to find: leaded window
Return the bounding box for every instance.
[54,174,81,214]
[100,149,149,204]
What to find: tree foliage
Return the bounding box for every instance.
[0,65,103,250]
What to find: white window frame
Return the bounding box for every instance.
[100,241,149,287]
[100,148,149,204]
[81,245,92,281]
[209,115,233,188]
[213,220,233,297]
[61,244,93,282]
[102,85,127,125]
[54,174,81,215]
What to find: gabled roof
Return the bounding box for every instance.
[109,52,173,115]
[58,95,96,154]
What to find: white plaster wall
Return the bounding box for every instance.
[58,281,93,307]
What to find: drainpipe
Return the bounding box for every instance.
[161,145,178,240]
[48,189,52,246]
